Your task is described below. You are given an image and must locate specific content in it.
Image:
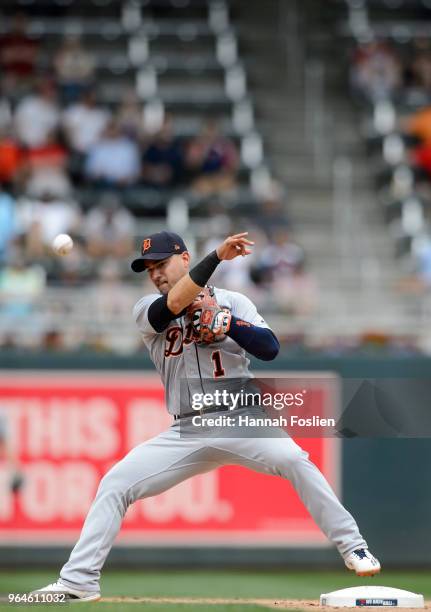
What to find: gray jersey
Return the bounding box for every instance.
[133,287,270,415]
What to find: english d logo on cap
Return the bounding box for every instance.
[131,231,188,273]
[142,238,152,254]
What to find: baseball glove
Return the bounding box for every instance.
[187,286,231,344]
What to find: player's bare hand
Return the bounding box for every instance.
[216,233,254,261]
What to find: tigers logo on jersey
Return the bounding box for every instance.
[142,238,152,254]
[164,326,183,357]
[164,324,198,357]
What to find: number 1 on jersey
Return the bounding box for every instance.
[211,350,225,378]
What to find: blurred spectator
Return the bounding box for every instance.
[80,332,110,352]
[20,130,71,198]
[410,38,431,92]
[14,79,60,148]
[142,116,184,188]
[84,120,141,187]
[274,260,318,316]
[401,105,431,181]
[251,228,305,288]
[62,90,110,155]
[403,104,431,145]
[0,13,40,95]
[0,127,21,189]
[244,228,316,316]
[42,329,64,351]
[91,259,136,323]
[412,144,431,181]
[0,256,46,318]
[54,34,96,105]
[351,40,402,102]
[185,120,239,194]
[116,90,144,140]
[396,237,431,294]
[84,192,134,257]
[256,190,290,238]
[0,186,17,264]
[414,238,431,288]
[0,91,12,132]
[16,192,81,258]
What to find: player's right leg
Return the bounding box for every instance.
[33,426,218,600]
[208,413,380,576]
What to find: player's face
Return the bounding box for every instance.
[145,253,190,293]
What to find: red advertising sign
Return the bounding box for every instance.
[0,372,340,546]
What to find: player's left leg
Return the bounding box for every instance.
[209,412,380,576]
[32,425,221,600]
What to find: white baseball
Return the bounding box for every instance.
[52,233,74,256]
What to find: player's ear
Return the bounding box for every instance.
[181,251,190,267]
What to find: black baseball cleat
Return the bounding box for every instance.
[345,548,381,577]
[31,580,101,602]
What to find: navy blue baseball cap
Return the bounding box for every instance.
[131,231,188,272]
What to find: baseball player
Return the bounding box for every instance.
[35,231,380,602]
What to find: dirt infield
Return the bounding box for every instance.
[101,597,431,610]
[102,599,319,608]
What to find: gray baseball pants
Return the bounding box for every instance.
[60,407,366,592]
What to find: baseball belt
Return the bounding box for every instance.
[173,406,231,420]
[173,400,261,421]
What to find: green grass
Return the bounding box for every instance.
[0,569,429,611]
[2,568,430,599]
[0,606,272,612]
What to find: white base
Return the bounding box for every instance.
[320,586,424,608]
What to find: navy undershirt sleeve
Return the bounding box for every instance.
[147,295,186,333]
[226,315,280,361]
[189,250,221,287]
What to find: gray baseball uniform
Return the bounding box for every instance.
[60,287,367,592]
